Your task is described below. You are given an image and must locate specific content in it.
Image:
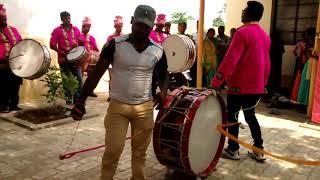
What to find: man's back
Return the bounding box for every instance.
[229,24,270,94]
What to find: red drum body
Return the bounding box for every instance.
[67,46,90,67]
[153,87,227,177]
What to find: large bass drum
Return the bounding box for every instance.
[9,39,51,80]
[153,87,227,177]
[162,35,196,73]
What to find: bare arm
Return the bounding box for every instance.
[78,39,115,104]
[152,52,169,106]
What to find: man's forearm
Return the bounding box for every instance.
[159,72,169,96]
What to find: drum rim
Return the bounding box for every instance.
[67,46,86,61]
[153,88,227,177]
[9,39,50,79]
[185,91,227,177]
[163,35,190,73]
[27,44,51,79]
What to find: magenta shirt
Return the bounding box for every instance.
[149,30,167,44]
[211,24,271,94]
[107,32,123,43]
[50,24,81,64]
[81,33,99,53]
[0,26,22,61]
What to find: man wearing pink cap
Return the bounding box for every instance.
[149,14,167,44]
[81,16,99,97]
[107,16,124,42]
[50,11,84,104]
[0,4,23,113]
[106,16,124,101]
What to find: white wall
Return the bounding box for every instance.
[225,0,272,34]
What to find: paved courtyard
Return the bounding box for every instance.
[0,93,320,180]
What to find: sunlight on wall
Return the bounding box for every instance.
[0,0,227,102]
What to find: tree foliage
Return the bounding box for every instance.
[212,3,226,27]
[41,66,79,106]
[170,12,194,24]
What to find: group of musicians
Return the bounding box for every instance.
[1,1,271,179]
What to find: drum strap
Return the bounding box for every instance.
[85,34,91,50]
[217,123,320,166]
[0,27,16,56]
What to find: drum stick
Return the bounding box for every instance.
[9,53,25,60]
[10,66,22,70]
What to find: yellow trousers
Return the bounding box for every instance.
[101,99,154,180]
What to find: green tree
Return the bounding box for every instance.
[212,3,226,27]
[170,12,194,24]
[212,16,225,27]
[41,66,79,106]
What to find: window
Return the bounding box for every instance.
[273,0,318,45]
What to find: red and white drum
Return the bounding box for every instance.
[67,46,90,67]
[9,39,51,79]
[162,35,196,73]
[153,87,227,177]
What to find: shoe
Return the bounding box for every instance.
[9,106,22,111]
[88,92,98,97]
[0,107,10,113]
[248,150,266,162]
[221,148,240,160]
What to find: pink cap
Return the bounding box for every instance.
[82,16,92,25]
[114,16,123,26]
[156,14,166,25]
[0,4,7,17]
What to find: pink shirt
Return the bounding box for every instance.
[149,30,167,44]
[50,24,82,64]
[81,33,99,53]
[211,24,271,94]
[0,26,22,61]
[107,32,123,43]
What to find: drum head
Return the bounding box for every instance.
[188,94,223,174]
[9,39,45,78]
[67,46,85,61]
[162,35,189,73]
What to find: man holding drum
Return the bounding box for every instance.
[81,16,99,97]
[50,11,84,104]
[211,1,270,162]
[0,4,23,113]
[71,5,169,179]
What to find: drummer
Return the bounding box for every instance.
[80,16,99,97]
[149,14,167,44]
[0,4,23,113]
[71,5,169,179]
[50,11,84,104]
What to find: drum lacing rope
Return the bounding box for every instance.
[217,95,320,166]
[217,123,320,166]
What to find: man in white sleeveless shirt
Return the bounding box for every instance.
[71,5,169,180]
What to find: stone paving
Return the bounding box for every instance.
[0,93,320,180]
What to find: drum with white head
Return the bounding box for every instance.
[153,87,226,177]
[67,46,90,67]
[162,35,196,73]
[9,39,51,79]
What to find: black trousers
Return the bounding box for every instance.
[227,94,264,151]
[189,59,197,87]
[0,69,22,108]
